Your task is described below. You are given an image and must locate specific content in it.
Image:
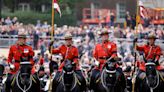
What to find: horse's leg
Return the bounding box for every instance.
[35,79,41,92]
[51,71,61,92]
[5,74,12,92]
[119,72,126,92]
[90,69,100,90]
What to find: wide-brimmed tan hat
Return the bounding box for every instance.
[147,34,157,40]
[100,29,109,35]
[64,33,72,40]
[18,33,26,39]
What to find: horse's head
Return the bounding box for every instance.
[19,57,32,85]
[63,59,75,75]
[145,59,158,88]
[103,58,117,87]
[145,59,156,76]
[62,59,76,91]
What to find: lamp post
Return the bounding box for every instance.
[0,0,2,18]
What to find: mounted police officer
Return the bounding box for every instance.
[5,33,35,91]
[49,33,86,89]
[90,29,124,90]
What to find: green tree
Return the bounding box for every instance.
[29,0,51,12]
[3,0,16,12]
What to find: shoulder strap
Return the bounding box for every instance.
[146,46,153,59]
[64,46,73,60]
[101,43,111,58]
[16,45,23,54]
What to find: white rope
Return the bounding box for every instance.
[20,62,31,65]
[145,62,156,66]
[16,71,32,92]
[62,72,77,91]
[106,69,116,74]
[71,73,78,91]
[146,70,159,91]
[101,69,109,92]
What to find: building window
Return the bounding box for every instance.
[118,2,126,18]
[94,2,101,9]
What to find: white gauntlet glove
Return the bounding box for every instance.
[9,63,15,70]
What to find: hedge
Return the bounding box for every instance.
[2,11,77,26]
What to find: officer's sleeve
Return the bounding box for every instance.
[7,46,13,63]
[52,45,62,54]
[111,43,117,57]
[73,48,79,64]
[136,45,145,51]
[155,46,162,61]
[93,45,98,59]
[29,47,35,65]
[30,48,35,57]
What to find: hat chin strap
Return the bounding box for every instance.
[149,42,155,46]
[66,44,72,47]
[17,42,25,46]
[103,39,108,43]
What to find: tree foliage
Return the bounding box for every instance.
[2,0,86,25]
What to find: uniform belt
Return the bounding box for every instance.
[14,60,20,63]
[98,57,109,60]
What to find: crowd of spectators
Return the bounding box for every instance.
[0,16,164,72]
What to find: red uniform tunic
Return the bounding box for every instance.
[93,41,117,70]
[136,44,162,71]
[52,45,79,71]
[7,44,35,74]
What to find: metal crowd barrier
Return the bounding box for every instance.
[0,35,164,50]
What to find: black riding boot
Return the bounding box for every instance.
[90,69,100,90]
[5,73,12,92]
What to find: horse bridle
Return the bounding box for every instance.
[101,68,119,92]
[16,71,32,92]
[61,71,78,92]
[145,62,160,92]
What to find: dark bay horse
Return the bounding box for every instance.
[51,59,86,92]
[0,64,4,92]
[6,61,40,92]
[90,58,126,92]
[135,59,164,92]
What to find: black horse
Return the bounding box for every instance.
[135,59,164,92]
[0,64,4,92]
[5,60,40,92]
[124,66,132,92]
[51,59,86,92]
[90,58,126,92]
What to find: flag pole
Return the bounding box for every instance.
[49,0,55,91]
[51,0,55,45]
[136,0,140,32]
[132,0,139,92]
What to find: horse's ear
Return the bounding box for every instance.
[153,55,156,62]
[20,57,23,62]
[143,55,147,63]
